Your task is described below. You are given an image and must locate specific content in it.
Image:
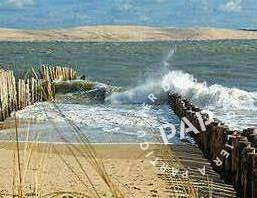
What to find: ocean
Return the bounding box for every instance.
[0,40,256,143]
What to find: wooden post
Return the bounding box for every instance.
[0,66,78,122]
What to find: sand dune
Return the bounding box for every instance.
[0,25,257,41]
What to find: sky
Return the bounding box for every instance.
[0,0,256,29]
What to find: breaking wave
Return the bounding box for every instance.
[109,70,257,108]
[108,70,257,130]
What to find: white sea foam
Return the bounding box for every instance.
[109,70,257,130]
[14,103,163,127]
[13,102,171,142]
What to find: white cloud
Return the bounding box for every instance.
[120,1,133,11]
[4,0,36,9]
[220,0,242,12]
[123,3,132,11]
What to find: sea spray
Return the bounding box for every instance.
[161,70,257,109]
[107,45,177,104]
[108,69,257,129]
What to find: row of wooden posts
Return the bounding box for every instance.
[41,65,77,82]
[168,93,257,198]
[0,66,77,122]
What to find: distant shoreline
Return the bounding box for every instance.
[1,25,257,41]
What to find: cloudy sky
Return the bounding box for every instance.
[0,0,256,29]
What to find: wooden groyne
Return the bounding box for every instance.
[168,92,257,198]
[0,66,77,122]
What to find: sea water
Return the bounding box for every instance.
[0,40,256,143]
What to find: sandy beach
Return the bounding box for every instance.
[0,142,183,198]
[0,118,176,197]
[0,118,160,197]
[0,113,237,198]
[0,118,196,197]
[1,25,257,41]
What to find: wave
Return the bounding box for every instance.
[164,70,257,109]
[109,70,257,109]
[108,70,257,129]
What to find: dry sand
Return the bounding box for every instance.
[1,118,176,197]
[0,25,257,41]
[0,142,192,198]
[0,117,236,197]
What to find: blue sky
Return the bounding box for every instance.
[0,0,256,29]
